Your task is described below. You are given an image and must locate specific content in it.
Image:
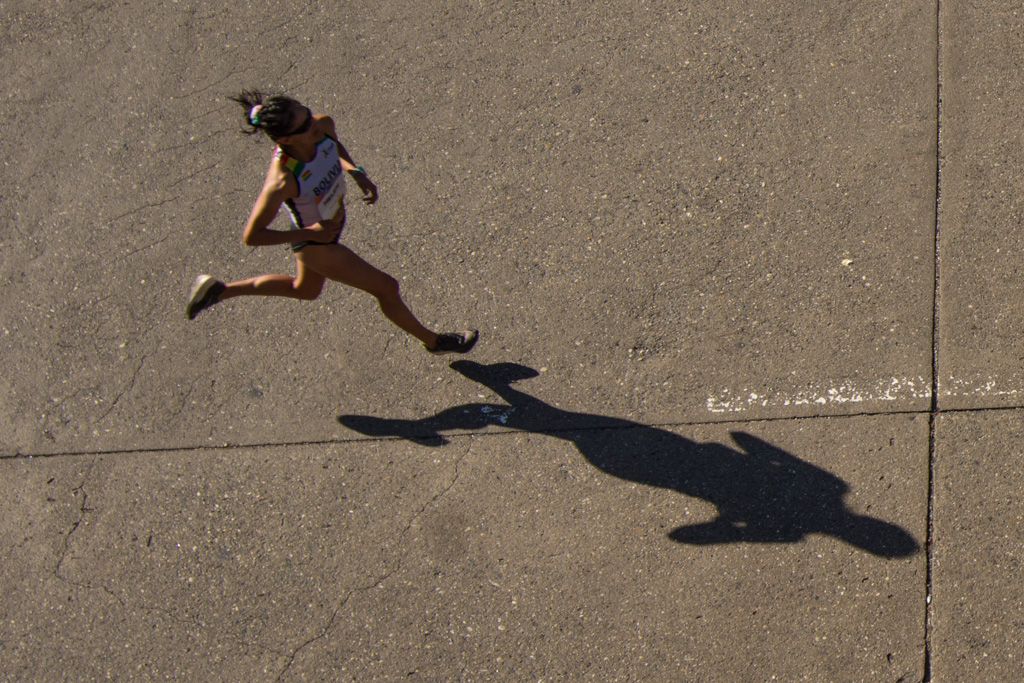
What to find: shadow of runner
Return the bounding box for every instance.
[339,361,919,558]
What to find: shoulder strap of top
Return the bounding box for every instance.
[274,147,305,178]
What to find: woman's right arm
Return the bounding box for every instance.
[241,165,341,247]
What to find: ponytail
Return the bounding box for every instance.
[230,89,301,139]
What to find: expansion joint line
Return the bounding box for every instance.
[924,0,943,679]
[11,404,1024,462]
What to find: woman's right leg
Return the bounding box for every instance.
[296,243,439,347]
[188,245,476,352]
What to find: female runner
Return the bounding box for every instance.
[186,90,478,355]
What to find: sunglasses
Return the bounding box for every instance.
[286,107,313,136]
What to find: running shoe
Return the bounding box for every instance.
[427,330,479,355]
[186,275,226,320]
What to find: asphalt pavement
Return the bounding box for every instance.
[1,0,1020,680]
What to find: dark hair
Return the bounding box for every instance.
[230,89,302,139]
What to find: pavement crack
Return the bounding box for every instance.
[430,440,472,506]
[172,69,246,100]
[107,197,180,226]
[52,459,122,607]
[155,129,229,153]
[274,440,473,680]
[124,234,170,258]
[167,162,220,190]
[274,594,348,682]
[172,379,200,418]
[393,438,474,553]
[98,353,149,422]
[54,459,96,579]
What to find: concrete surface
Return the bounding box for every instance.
[932,411,1024,680]
[1,413,926,680]
[0,0,1016,679]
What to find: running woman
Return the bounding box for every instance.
[186,90,478,355]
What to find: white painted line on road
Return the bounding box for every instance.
[940,378,1021,399]
[707,376,1024,414]
[706,376,931,414]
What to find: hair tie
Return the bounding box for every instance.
[248,104,264,125]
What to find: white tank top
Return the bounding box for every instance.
[275,136,346,228]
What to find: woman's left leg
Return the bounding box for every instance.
[218,262,326,301]
[186,258,325,320]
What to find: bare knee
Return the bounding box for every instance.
[294,278,324,301]
[371,274,401,302]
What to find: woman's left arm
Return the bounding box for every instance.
[321,115,378,204]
